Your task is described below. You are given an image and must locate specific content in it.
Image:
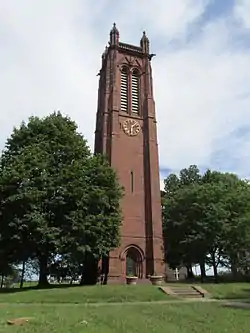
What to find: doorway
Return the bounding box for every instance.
[126,247,143,278]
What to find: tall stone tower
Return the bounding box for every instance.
[94,24,165,282]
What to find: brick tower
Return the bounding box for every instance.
[94,24,165,282]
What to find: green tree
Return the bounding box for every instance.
[162,166,250,282]
[179,165,201,186]
[219,175,250,277]
[0,112,122,287]
[60,154,123,285]
[162,165,201,278]
[202,170,250,278]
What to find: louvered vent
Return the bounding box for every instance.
[131,71,139,113]
[121,68,128,112]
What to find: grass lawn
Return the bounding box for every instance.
[3,282,250,304]
[0,285,170,304]
[202,283,250,300]
[0,302,249,333]
[1,284,250,332]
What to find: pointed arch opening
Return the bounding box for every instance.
[131,68,140,114]
[124,245,143,278]
[120,66,129,112]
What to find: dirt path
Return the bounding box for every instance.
[0,298,223,307]
[1,298,250,308]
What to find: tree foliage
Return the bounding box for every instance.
[0,112,123,286]
[162,165,250,282]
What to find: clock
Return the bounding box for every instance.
[122,119,141,136]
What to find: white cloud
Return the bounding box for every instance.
[0,0,250,179]
[113,0,209,39]
[156,17,250,173]
[0,0,100,149]
[234,0,250,29]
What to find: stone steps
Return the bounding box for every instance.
[160,285,206,299]
[171,291,202,298]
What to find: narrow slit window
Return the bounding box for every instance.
[131,69,139,113]
[130,171,134,192]
[121,67,128,112]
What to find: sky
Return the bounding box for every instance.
[1,0,250,191]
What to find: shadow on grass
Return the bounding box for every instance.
[221,289,250,300]
[0,283,83,294]
[222,303,250,310]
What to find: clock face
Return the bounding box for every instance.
[122,119,141,136]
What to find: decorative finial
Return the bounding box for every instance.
[141,30,149,41]
[110,22,119,46]
[140,30,150,54]
[111,22,119,34]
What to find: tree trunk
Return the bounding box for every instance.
[38,255,49,287]
[230,255,239,280]
[20,260,26,289]
[199,261,206,283]
[80,255,98,285]
[79,265,85,285]
[101,255,109,285]
[211,252,218,283]
[186,264,194,280]
[0,273,4,288]
[231,264,238,280]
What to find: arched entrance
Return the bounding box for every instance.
[125,246,143,278]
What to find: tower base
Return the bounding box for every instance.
[100,251,186,284]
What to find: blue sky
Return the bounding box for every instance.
[0,0,250,190]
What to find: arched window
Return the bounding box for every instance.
[120,66,128,112]
[131,69,139,113]
[126,246,143,277]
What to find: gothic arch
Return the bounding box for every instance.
[117,56,129,68]
[117,56,142,72]
[121,65,129,73]
[120,244,144,260]
[120,245,144,278]
[132,67,140,75]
